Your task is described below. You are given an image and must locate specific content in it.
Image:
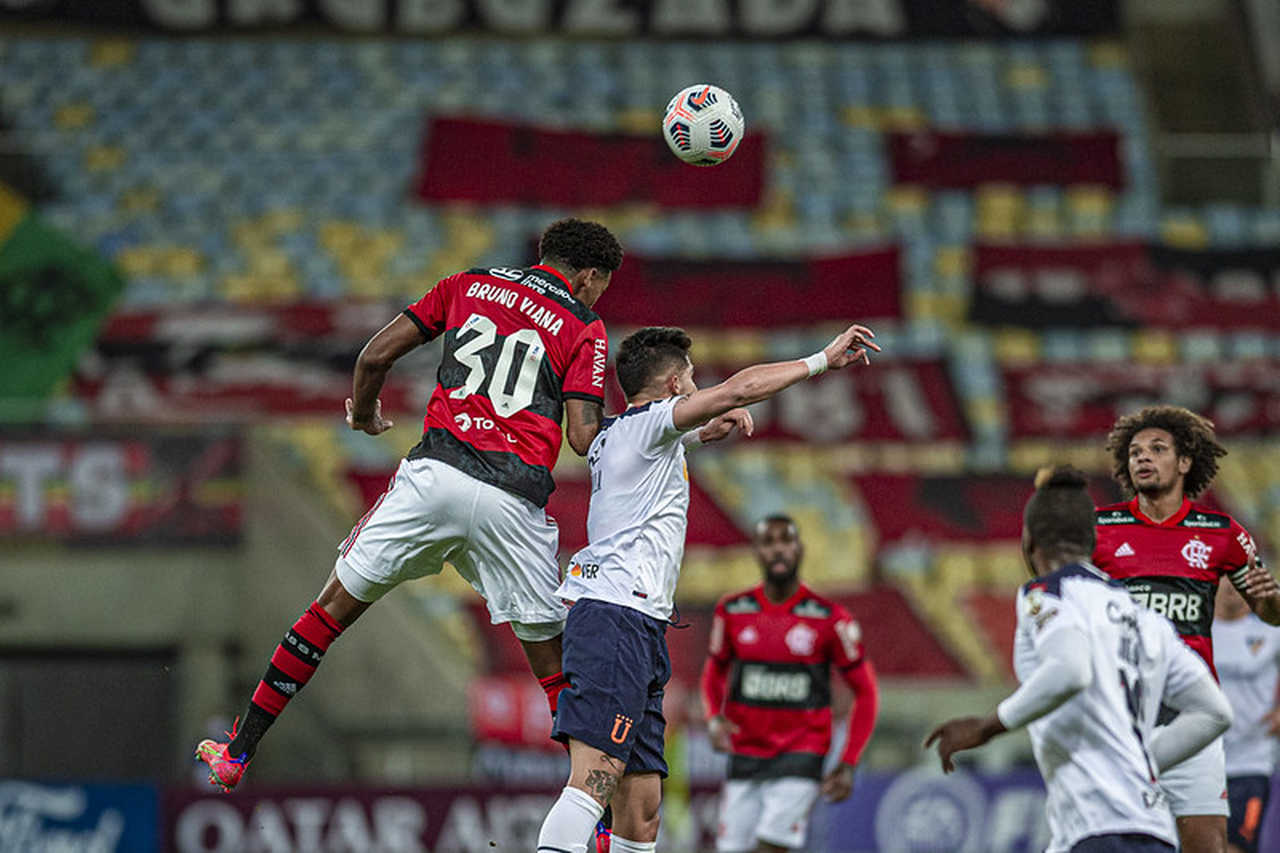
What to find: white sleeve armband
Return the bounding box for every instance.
[681,430,704,450]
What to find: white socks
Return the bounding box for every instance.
[537,786,604,853]
[610,838,657,852]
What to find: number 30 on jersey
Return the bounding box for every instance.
[449,313,546,417]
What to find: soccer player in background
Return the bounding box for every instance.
[194,218,621,791]
[1212,577,1280,853]
[535,322,880,853]
[927,466,1234,853]
[1093,405,1280,853]
[700,515,879,853]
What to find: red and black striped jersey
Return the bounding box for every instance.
[402,264,607,507]
[1093,497,1258,677]
[702,584,873,780]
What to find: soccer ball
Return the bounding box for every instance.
[661,84,745,167]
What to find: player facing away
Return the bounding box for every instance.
[535,323,880,853]
[927,466,1234,853]
[1092,405,1280,853]
[1212,577,1280,853]
[194,219,622,791]
[700,515,880,853]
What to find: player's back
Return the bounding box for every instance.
[403,264,607,508]
[1016,564,1185,851]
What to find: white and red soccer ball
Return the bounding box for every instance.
[662,84,745,167]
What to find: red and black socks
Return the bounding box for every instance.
[228,602,344,758]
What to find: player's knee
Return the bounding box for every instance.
[510,619,566,643]
[619,806,660,843]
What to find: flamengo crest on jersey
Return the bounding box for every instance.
[557,397,690,622]
[1012,563,1205,852]
[1094,497,1256,675]
[402,265,607,508]
[710,585,864,779]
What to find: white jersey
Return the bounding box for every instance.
[1212,613,1280,777]
[556,397,689,622]
[1010,563,1209,853]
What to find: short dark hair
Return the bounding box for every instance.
[538,218,623,273]
[1105,405,1226,498]
[1024,466,1096,556]
[754,514,799,539]
[615,327,691,398]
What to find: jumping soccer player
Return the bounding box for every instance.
[195,218,621,791]
[927,467,1234,853]
[701,515,879,853]
[1093,405,1280,853]
[1212,578,1280,853]
[536,323,880,853]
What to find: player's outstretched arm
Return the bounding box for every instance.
[671,324,879,432]
[346,313,424,435]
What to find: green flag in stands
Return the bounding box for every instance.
[0,181,124,418]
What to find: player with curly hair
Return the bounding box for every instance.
[195,218,622,791]
[1093,405,1280,853]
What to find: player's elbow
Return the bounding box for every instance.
[1204,689,1234,737]
[566,426,595,456]
[356,340,397,373]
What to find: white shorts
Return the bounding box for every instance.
[717,777,821,852]
[334,457,567,641]
[1158,734,1229,818]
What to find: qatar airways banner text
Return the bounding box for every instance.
[606,247,902,327]
[0,432,242,544]
[417,118,765,208]
[1003,361,1280,438]
[0,0,1119,37]
[970,243,1280,330]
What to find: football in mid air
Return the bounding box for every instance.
[661,84,745,167]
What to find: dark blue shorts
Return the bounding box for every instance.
[551,598,671,777]
[1070,834,1174,853]
[1227,774,1271,853]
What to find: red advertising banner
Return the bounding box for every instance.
[0,432,242,544]
[971,243,1280,330]
[1003,361,1280,438]
[888,131,1124,188]
[605,248,902,327]
[416,117,766,208]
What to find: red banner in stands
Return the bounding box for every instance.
[888,131,1123,188]
[850,473,1124,543]
[1003,361,1280,438]
[601,358,964,443]
[416,117,765,208]
[0,432,242,544]
[606,247,902,326]
[970,243,1280,330]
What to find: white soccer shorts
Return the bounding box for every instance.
[717,777,821,852]
[1158,734,1229,818]
[334,457,567,640]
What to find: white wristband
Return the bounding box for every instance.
[802,351,828,377]
[681,431,704,449]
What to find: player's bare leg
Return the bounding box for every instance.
[1177,815,1228,853]
[195,571,370,790]
[611,772,661,846]
[519,632,564,680]
[538,739,624,852]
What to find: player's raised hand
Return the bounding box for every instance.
[707,714,740,753]
[346,397,394,435]
[924,714,1006,773]
[823,324,880,370]
[699,407,754,444]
